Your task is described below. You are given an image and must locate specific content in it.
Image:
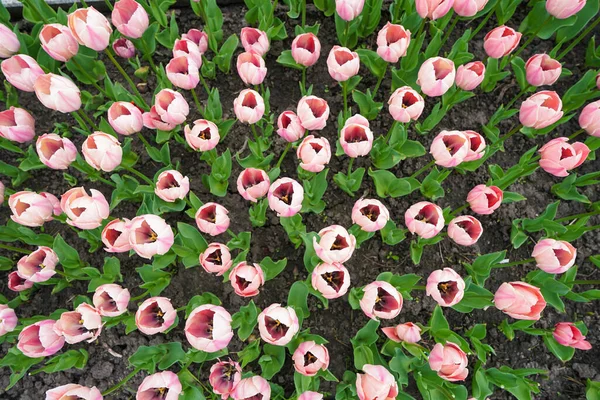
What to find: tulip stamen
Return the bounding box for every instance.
[304,351,317,366]
[330,235,349,250]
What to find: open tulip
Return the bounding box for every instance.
[416,0,455,19]
[230,262,265,297]
[297,135,331,172]
[237,51,267,85]
[0,107,35,143]
[453,0,487,16]
[196,202,230,236]
[0,305,17,336]
[292,341,330,376]
[233,89,265,124]
[484,25,522,58]
[68,7,112,51]
[9,191,55,227]
[46,384,103,400]
[258,303,299,346]
[102,218,132,253]
[113,37,135,58]
[82,132,123,172]
[297,95,330,130]
[429,342,469,381]
[292,33,321,67]
[182,29,208,54]
[360,281,402,320]
[532,238,577,274]
[311,262,351,299]
[467,184,503,215]
[1,54,44,92]
[34,73,81,113]
[538,137,589,177]
[17,246,57,283]
[298,392,323,400]
[172,38,203,68]
[129,214,174,259]
[112,0,148,38]
[339,114,373,157]
[525,54,561,87]
[377,23,411,63]
[18,319,65,358]
[241,27,269,56]
[200,243,232,275]
[388,86,425,122]
[430,130,470,167]
[382,322,421,343]
[36,133,77,170]
[313,225,356,264]
[268,177,304,217]
[418,57,455,97]
[184,119,220,151]
[108,101,144,135]
[54,303,102,344]
[277,111,305,142]
[463,130,486,161]
[61,187,109,230]
[447,215,483,245]
[8,271,33,292]
[579,100,600,137]
[553,322,592,350]
[405,201,445,239]
[455,61,485,91]
[166,56,200,90]
[237,168,270,202]
[546,0,586,19]
[356,364,399,400]
[426,268,466,307]
[93,284,130,317]
[494,281,546,320]
[327,46,360,82]
[39,24,79,62]
[155,170,190,202]
[135,297,177,335]
[185,304,233,352]
[154,89,189,125]
[233,376,271,400]
[210,360,241,399]
[0,24,19,58]
[352,198,390,232]
[136,371,182,400]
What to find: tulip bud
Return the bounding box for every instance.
[311,262,351,299]
[0,107,35,143]
[299,392,324,400]
[455,61,485,91]
[233,376,271,400]
[352,198,390,232]
[578,100,600,137]
[209,360,241,399]
[356,364,399,400]
[93,284,130,317]
[297,95,330,130]
[546,0,586,19]
[453,0,487,16]
[173,38,203,69]
[195,202,230,236]
[327,46,360,82]
[112,37,136,58]
[166,56,200,90]
[230,261,265,297]
[60,187,109,230]
[34,73,81,113]
[1,54,44,92]
[388,86,425,122]
[155,170,190,202]
[35,133,77,170]
[553,322,592,350]
[297,135,331,173]
[54,303,102,344]
[233,89,265,124]
[313,225,356,264]
[494,281,546,320]
[237,51,267,85]
[39,24,79,62]
[9,191,55,227]
[335,0,365,21]
[538,137,589,177]
[0,305,18,337]
[360,281,403,320]
[426,268,466,307]
[18,319,65,358]
[129,214,174,259]
[154,88,189,125]
[405,201,445,239]
[40,192,62,215]
[484,25,522,58]
[108,101,144,135]
[525,54,561,87]
[430,130,470,167]
[416,0,455,19]
[447,215,483,246]
[0,24,19,58]
[268,177,304,217]
[463,130,486,161]
[292,33,321,67]
[340,114,373,157]
[240,27,270,56]
[82,132,123,172]
[102,218,133,253]
[377,22,411,63]
[185,304,233,352]
[200,243,232,275]
[277,110,305,142]
[532,238,577,274]
[382,322,421,344]
[46,384,103,400]
[135,297,177,335]
[417,57,455,97]
[17,246,57,283]
[112,0,149,39]
[68,7,112,51]
[467,184,503,215]
[182,29,208,54]
[137,371,182,399]
[237,168,270,202]
[184,119,220,151]
[258,303,299,345]
[292,341,330,376]
[429,342,469,381]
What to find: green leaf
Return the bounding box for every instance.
[30,349,88,375]
[260,257,287,281]
[232,300,259,341]
[276,50,304,70]
[238,340,261,368]
[214,34,239,73]
[259,344,286,379]
[185,293,222,318]
[288,281,310,324]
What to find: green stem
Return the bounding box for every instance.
[347,157,354,178]
[137,132,154,149]
[558,16,600,60]
[103,0,114,10]
[0,243,31,254]
[372,64,388,98]
[131,291,149,302]
[451,203,468,216]
[584,224,600,232]
[570,280,600,285]
[226,229,237,238]
[384,120,398,142]
[343,20,349,47]
[495,124,523,147]
[79,0,89,7]
[568,129,585,140]
[301,67,307,95]
[512,17,551,60]
[71,163,117,187]
[20,0,50,24]
[199,74,211,96]
[493,257,535,268]
[122,165,154,185]
[413,285,426,291]
[556,210,600,223]
[505,88,530,109]
[251,124,262,153]
[78,109,98,131]
[191,88,205,116]
[468,4,495,40]
[440,15,459,49]
[71,111,89,133]
[342,81,348,120]
[275,142,292,170]
[70,58,111,98]
[105,49,149,110]
[301,0,306,27]
[102,368,142,396]
[411,160,435,179]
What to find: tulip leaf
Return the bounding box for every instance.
[232,300,259,341]
[238,340,261,368]
[214,34,239,74]
[543,335,575,362]
[260,256,288,281]
[259,344,286,379]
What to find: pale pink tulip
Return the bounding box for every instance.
[494,281,546,320]
[388,86,425,122]
[143,106,176,131]
[68,7,112,51]
[108,101,144,135]
[292,341,330,376]
[463,130,486,161]
[39,24,79,62]
[237,168,270,202]
[34,73,81,113]
[327,46,360,82]
[233,89,265,124]
[377,22,411,63]
[184,119,220,151]
[360,281,402,320]
[430,130,470,167]
[429,342,469,381]
[352,198,390,232]
[417,57,455,97]
[102,218,133,253]
[526,54,561,87]
[129,214,174,259]
[382,322,421,343]
[426,268,466,307]
[467,184,503,215]
[546,0,586,19]
[230,262,265,297]
[60,187,109,230]
[455,61,485,91]
[268,177,304,217]
[292,33,321,67]
[484,26,522,58]
[135,297,177,335]
[532,238,577,274]
[155,170,190,202]
[46,384,103,400]
[339,114,373,157]
[0,24,19,58]
[538,137,589,177]
[9,191,55,227]
[297,95,330,130]
[298,392,324,400]
[257,303,299,345]
[0,107,35,143]
[553,322,592,350]
[453,0,487,16]
[112,0,149,39]
[1,54,44,92]
[93,284,130,317]
[336,0,365,21]
[405,201,445,239]
[356,364,399,400]
[241,27,270,56]
[579,100,600,137]
[36,133,77,170]
[185,304,233,352]
[136,371,181,400]
[313,225,356,264]
[0,305,18,337]
[18,319,65,358]
[154,89,189,125]
[172,38,202,68]
[232,376,271,400]
[311,262,351,299]
[39,192,62,216]
[166,56,200,90]
[182,29,208,54]
[447,215,483,245]
[195,202,230,236]
[297,135,331,172]
[200,243,232,275]
[16,246,57,283]
[54,303,102,344]
[82,132,123,172]
[237,51,267,85]
[209,360,241,399]
[277,110,305,142]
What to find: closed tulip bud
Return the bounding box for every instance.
[340,114,374,157]
[39,24,79,62]
[297,95,330,130]
[136,371,182,399]
[46,384,103,400]
[453,0,487,16]
[455,61,485,91]
[93,284,130,317]
[532,238,577,274]
[237,168,270,202]
[352,198,390,232]
[34,73,81,113]
[335,0,365,21]
[292,33,321,67]
[82,132,123,172]
[18,319,65,357]
[578,100,600,137]
[258,303,299,346]
[426,268,466,307]
[277,110,305,142]
[241,27,269,56]
[135,297,177,335]
[418,57,455,97]
[356,364,399,400]
[313,225,356,264]
[154,88,189,125]
[292,341,330,376]
[129,214,174,259]
[0,24,19,58]
[112,0,148,38]
[35,133,77,170]
[447,215,483,245]
[388,86,425,122]
[184,119,220,151]
[268,177,304,217]
[484,25,522,58]
[538,137,589,177]
[102,218,132,253]
[17,246,57,283]
[525,54,561,87]
[173,38,203,68]
[9,191,55,227]
[311,262,351,299]
[233,89,265,124]
[68,7,112,51]
[166,56,200,90]
[297,135,331,172]
[299,392,324,400]
[40,192,62,215]
[377,23,411,63]
[467,184,503,215]
[154,170,190,202]
[54,303,102,344]
[382,322,421,344]
[237,51,267,85]
[463,130,486,161]
[327,46,360,82]
[8,271,33,292]
[417,0,455,19]
[405,201,445,239]
[429,342,469,381]
[553,322,592,350]
[1,54,44,92]
[112,37,135,58]
[185,304,233,352]
[0,305,18,337]
[0,107,35,143]
[230,262,265,297]
[210,360,241,399]
[196,202,230,236]
[360,281,402,320]
[182,29,208,54]
[233,376,271,400]
[546,0,586,19]
[108,101,143,135]
[60,187,109,230]
[495,281,546,320]
[430,130,470,167]
[200,243,232,275]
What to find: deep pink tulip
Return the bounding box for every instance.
[377,22,411,63]
[112,0,149,39]
[297,135,331,172]
[46,384,103,400]
[182,29,208,54]
[68,7,112,51]
[230,261,265,297]
[154,89,189,125]
[426,268,466,307]
[8,271,33,292]
[546,0,586,19]
[0,107,35,143]
[417,57,455,97]
[494,281,546,320]
[184,119,220,151]
[0,24,19,58]
[382,322,421,343]
[54,303,102,344]
[0,305,18,337]
[525,54,561,87]
[9,191,55,227]
[579,100,600,137]
[36,133,77,170]
[240,27,270,56]
[154,170,190,202]
[232,376,271,400]
[237,51,267,85]
[93,284,130,317]
[34,73,81,113]
[405,201,445,239]
[129,214,174,259]
[233,89,265,124]
[298,392,324,400]
[292,341,330,376]
[335,0,365,21]
[277,110,305,142]
[102,218,133,253]
[209,360,241,399]
[108,101,144,135]
[195,202,230,236]
[453,0,487,16]
[467,184,503,215]
[60,187,109,230]
[257,303,299,346]
[538,137,589,177]
[185,304,233,352]
[352,198,390,232]
[135,297,177,335]
[17,246,57,283]
[447,215,483,246]
[237,168,270,202]
[297,95,330,130]
[429,342,469,381]
[313,225,356,264]
[455,61,485,91]
[136,371,182,400]
[360,281,402,320]
[172,38,202,68]
[532,238,577,274]
[339,114,373,157]
[82,132,123,172]
[200,243,232,275]
[113,37,136,58]
[484,25,522,58]
[39,24,79,62]
[1,54,44,92]
[166,56,200,90]
[553,322,592,350]
[292,33,321,67]
[388,86,425,122]
[311,262,351,299]
[268,177,304,217]
[356,364,399,400]
[430,130,470,167]
[18,319,65,358]
[463,130,486,161]
[327,46,360,82]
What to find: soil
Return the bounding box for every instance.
[0,2,599,400]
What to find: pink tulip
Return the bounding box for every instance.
[8,271,33,292]
[532,238,577,274]
[596,72,600,90]
[230,262,265,297]
[313,225,356,264]
[340,114,373,157]
[166,56,200,90]
[184,119,220,151]
[277,110,305,142]
[417,57,455,97]
[546,0,586,19]
[382,322,421,344]
[0,24,19,58]
[525,54,561,87]
[484,25,522,58]
[154,89,189,125]
[416,0,455,19]
[311,262,351,299]
[93,284,130,317]
[494,281,546,320]
[82,132,123,172]
[200,243,232,275]
[9,191,55,227]
[209,360,242,399]
[237,168,270,202]
[467,184,503,215]
[297,95,330,130]
[0,305,17,336]
[195,202,230,236]
[182,29,208,54]
[155,170,190,202]
[377,22,411,63]
[292,33,321,67]
[388,86,425,122]
[185,304,233,352]
[298,392,324,400]
[112,0,148,39]
[241,27,269,56]
[46,384,103,400]
[453,0,487,16]
[538,137,589,177]
[135,297,177,335]
[16,246,57,283]
[136,371,181,400]
[60,187,109,230]
[233,376,271,400]
[292,341,330,376]
[426,268,466,307]
[463,130,486,161]
[327,46,360,82]
[0,107,35,143]
[0,181,4,204]
[35,133,77,170]
[54,303,102,344]
[447,215,483,246]
[113,37,136,58]
[172,38,202,68]
[335,0,365,21]
[18,319,65,358]
[1,54,44,92]
[233,89,265,124]
[268,177,304,217]
[237,51,267,85]
[579,100,600,137]
[405,201,445,239]
[258,303,299,346]
[39,191,62,216]
[429,342,469,381]
[352,198,390,232]
[143,107,177,131]
[297,135,331,172]
[455,61,485,91]
[39,24,79,62]
[356,364,399,400]
[102,218,133,253]
[129,214,174,259]
[108,101,144,135]
[430,130,470,167]
[34,73,81,113]
[68,7,112,51]
[553,322,592,350]
[360,281,402,320]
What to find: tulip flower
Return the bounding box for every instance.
[34,73,81,113]
[377,23,411,63]
[596,72,600,90]
[195,202,230,236]
[447,215,483,246]
[102,218,133,253]
[484,25,522,58]
[68,7,112,51]
[340,114,373,157]
[82,132,123,172]
[0,181,4,204]
[417,57,455,97]
[525,54,561,87]
[405,201,445,239]
[18,319,65,358]
[453,0,487,16]
[382,322,421,343]
[9,191,56,227]
[233,89,265,124]
[16,246,58,283]
[298,392,324,400]
[311,262,351,299]
[46,384,103,400]
[209,360,242,399]
[313,225,356,264]
[430,130,470,167]
[172,38,203,69]
[388,86,425,122]
[268,177,304,217]
[352,198,390,232]
[292,341,330,376]
[0,305,17,337]
[185,304,233,352]
[237,168,270,202]
[553,322,592,350]
[538,137,589,177]
[237,51,267,85]
[93,284,130,317]
[129,214,174,259]
[108,101,144,135]
[135,297,177,335]
[200,243,232,275]
[297,135,331,172]
[182,29,208,54]
[112,37,136,58]
[166,56,200,90]
[41,192,62,216]
[277,110,305,142]
[136,371,182,400]
[463,130,486,161]
[426,268,466,307]
[297,95,330,130]
[1,54,44,92]
[455,61,485,91]
[360,281,403,320]
[546,0,586,19]
[233,376,271,400]
[532,238,577,274]
[154,170,190,202]
[8,271,33,292]
[292,33,321,67]
[467,184,503,215]
[35,133,77,170]
[0,24,19,58]
[54,303,102,344]
[356,364,399,400]
[494,281,546,320]
[579,100,600,137]
[240,27,270,56]
[0,107,36,143]
[39,24,79,62]
[257,303,299,345]
[327,46,360,82]
[61,187,109,230]
[112,0,149,39]
[184,119,220,151]
[429,342,469,381]
[230,262,265,297]
[335,0,365,20]
[416,0,455,19]
[154,88,189,125]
